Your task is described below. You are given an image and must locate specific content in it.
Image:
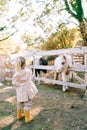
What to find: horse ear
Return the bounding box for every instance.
[63,55,66,60]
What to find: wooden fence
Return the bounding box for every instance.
[5,47,87,97]
[0,54,8,81]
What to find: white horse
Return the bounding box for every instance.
[54,54,73,92]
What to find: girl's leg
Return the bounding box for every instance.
[24,100,32,122]
[17,102,24,119]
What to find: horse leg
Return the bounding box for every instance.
[62,73,68,92]
[56,73,59,80]
[54,70,61,80]
[54,71,58,80]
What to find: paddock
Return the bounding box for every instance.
[2,47,87,97]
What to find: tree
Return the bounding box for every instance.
[0,0,64,44]
[1,0,86,47]
[41,24,75,50]
[64,0,87,46]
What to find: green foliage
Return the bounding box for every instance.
[0,0,9,12]
[0,0,8,6]
[64,0,87,45]
[40,25,75,50]
[21,33,33,46]
[64,0,84,22]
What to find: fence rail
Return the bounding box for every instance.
[3,47,87,97]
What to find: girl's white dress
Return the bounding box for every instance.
[12,68,38,102]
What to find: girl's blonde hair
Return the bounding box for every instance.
[15,56,26,71]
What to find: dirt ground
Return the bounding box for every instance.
[0,81,87,130]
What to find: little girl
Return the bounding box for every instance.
[12,56,38,122]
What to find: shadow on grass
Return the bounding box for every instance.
[0,102,51,130]
[1,110,52,130]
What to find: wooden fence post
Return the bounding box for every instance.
[84,51,87,98]
[32,53,36,83]
[4,58,15,85]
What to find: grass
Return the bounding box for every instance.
[0,100,52,130]
[0,82,87,130]
[0,101,16,118]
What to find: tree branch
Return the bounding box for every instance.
[0,30,18,42]
[64,0,78,19]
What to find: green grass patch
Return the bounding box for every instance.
[0,101,16,118]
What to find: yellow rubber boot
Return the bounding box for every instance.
[17,109,24,119]
[25,110,32,123]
